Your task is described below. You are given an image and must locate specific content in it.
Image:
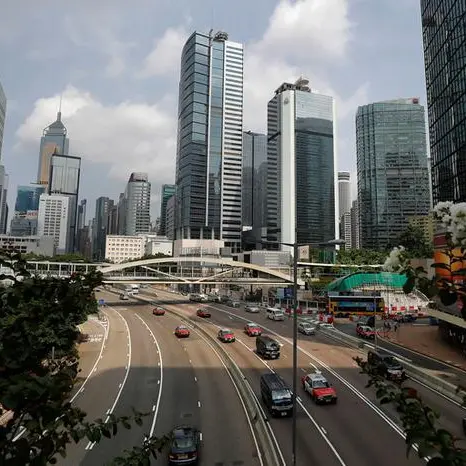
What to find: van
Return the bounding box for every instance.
[266,308,285,321]
[256,335,280,359]
[260,373,293,417]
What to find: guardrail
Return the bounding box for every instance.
[121,291,282,466]
[318,327,466,405]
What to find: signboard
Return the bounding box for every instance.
[98,299,105,306]
[284,288,293,299]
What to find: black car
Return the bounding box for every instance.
[368,350,405,381]
[168,425,201,464]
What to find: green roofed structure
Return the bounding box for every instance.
[325,272,407,293]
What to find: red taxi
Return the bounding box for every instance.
[356,325,375,340]
[152,307,166,316]
[301,371,337,404]
[174,325,190,338]
[244,322,262,337]
[196,308,211,318]
[218,328,235,343]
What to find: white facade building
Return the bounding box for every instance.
[105,235,145,263]
[0,235,55,256]
[338,172,351,218]
[37,194,69,254]
[144,235,173,256]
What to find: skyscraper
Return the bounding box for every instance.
[175,31,244,252]
[14,185,46,212]
[421,1,466,204]
[37,110,69,186]
[338,172,352,249]
[159,184,175,236]
[48,154,81,252]
[242,131,267,247]
[0,81,6,157]
[37,194,69,254]
[77,199,87,231]
[267,78,336,251]
[356,98,430,250]
[93,196,115,260]
[350,199,360,249]
[121,172,151,235]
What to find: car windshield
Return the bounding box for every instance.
[222,329,232,334]
[272,389,291,401]
[384,356,400,367]
[178,326,187,330]
[172,435,194,451]
[312,379,329,389]
[301,323,312,329]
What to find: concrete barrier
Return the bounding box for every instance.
[318,327,466,405]
[129,292,283,466]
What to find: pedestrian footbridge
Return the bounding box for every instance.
[24,256,304,286]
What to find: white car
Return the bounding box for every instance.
[298,322,316,335]
[245,305,260,313]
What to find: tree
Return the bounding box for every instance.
[336,248,388,266]
[21,252,91,263]
[0,252,168,465]
[395,225,433,258]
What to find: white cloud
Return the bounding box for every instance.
[138,27,188,78]
[15,86,176,185]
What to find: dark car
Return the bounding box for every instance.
[168,425,201,464]
[368,350,405,381]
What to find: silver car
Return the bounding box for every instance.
[298,322,316,335]
[245,305,260,313]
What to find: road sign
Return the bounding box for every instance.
[98,299,105,306]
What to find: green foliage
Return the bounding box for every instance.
[22,252,91,263]
[0,251,169,464]
[336,248,388,266]
[396,225,433,258]
[122,253,171,264]
[355,356,466,464]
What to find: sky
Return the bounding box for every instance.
[0,0,426,222]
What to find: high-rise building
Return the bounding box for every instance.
[242,131,267,248]
[338,172,351,218]
[37,110,69,186]
[159,184,175,236]
[14,185,45,213]
[0,165,8,234]
[356,98,430,250]
[175,31,244,252]
[350,199,360,249]
[77,199,87,231]
[0,81,6,157]
[37,194,69,254]
[121,172,151,236]
[48,154,81,253]
[93,196,115,261]
[117,192,126,235]
[421,1,466,204]
[166,195,176,241]
[267,78,336,251]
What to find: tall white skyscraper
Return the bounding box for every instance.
[121,172,151,236]
[267,78,337,252]
[175,31,244,252]
[338,171,352,248]
[37,194,69,254]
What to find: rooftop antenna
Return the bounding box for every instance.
[57,93,63,121]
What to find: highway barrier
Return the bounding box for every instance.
[123,291,283,466]
[318,327,466,405]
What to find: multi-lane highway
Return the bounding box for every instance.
[61,290,260,465]
[144,287,466,465]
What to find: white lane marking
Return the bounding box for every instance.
[197,401,201,408]
[200,432,203,442]
[194,376,198,382]
[86,308,132,451]
[204,304,428,460]
[134,313,164,438]
[152,405,156,412]
[188,327,268,466]
[236,336,346,465]
[14,313,109,442]
[321,427,328,435]
[309,362,318,370]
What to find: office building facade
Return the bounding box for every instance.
[350,199,360,249]
[121,173,151,236]
[0,165,8,234]
[93,197,115,260]
[14,185,45,213]
[421,0,466,204]
[0,81,6,157]
[159,184,175,236]
[37,194,69,254]
[267,79,336,251]
[242,131,267,248]
[356,98,430,250]
[37,111,69,186]
[338,172,352,249]
[175,31,243,252]
[48,154,81,252]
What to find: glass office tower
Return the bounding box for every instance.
[421,0,466,203]
[267,79,336,251]
[48,154,81,252]
[0,81,6,157]
[14,185,45,212]
[159,184,175,236]
[356,98,430,250]
[122,172,151,236]
[175,31,244,252]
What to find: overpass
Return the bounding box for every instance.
[23,256,305,286]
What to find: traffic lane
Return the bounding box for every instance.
[81,308,162,466]
[133,307,201,465]
[200,303,466,454]
[59,307,129,466]
[180,319,262,465]
[198,308,422,466]
[168,309,348,466]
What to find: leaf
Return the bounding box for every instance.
[438,289,458,306]
[112,422,118,436]
[431,262,452,271]
[426,458,449,466]
[403,276,416,294]
[135,416,143,427]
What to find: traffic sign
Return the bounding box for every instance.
[98,299,105,306]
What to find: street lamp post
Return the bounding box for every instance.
[291,239,298,466]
